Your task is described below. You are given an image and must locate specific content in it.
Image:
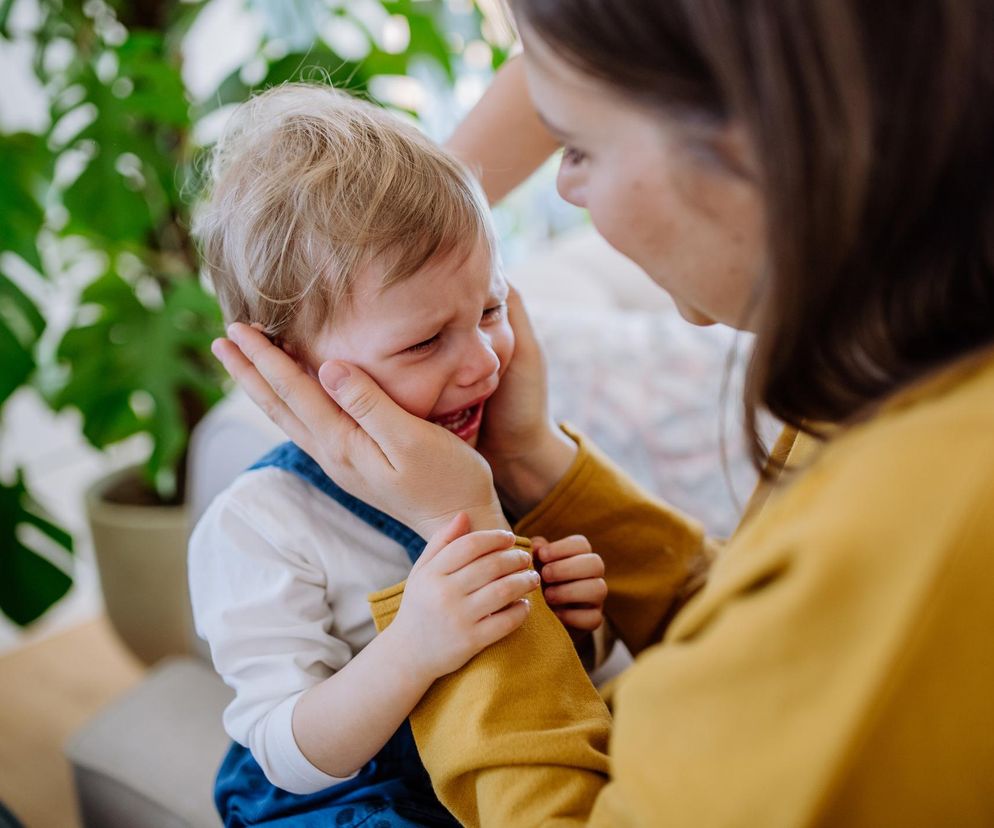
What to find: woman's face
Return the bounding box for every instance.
[521,27,767,330]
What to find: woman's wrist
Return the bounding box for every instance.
[491,423,578,520]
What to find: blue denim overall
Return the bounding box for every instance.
[214,442,459,828]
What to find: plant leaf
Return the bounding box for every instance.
[0,271,44,405]
[0,471,74,627]
[0,133,51,273]
[51,269,224,496]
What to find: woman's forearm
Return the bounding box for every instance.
[445,54,561,205]
[291,623,433,778]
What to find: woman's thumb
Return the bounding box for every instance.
[318,361,397,446]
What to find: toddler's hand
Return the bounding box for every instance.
[391,513,538,682]
[532,535,607,639]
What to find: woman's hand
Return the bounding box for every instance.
[390,513,538,683]
[476,287,578,518]
[211,323,507,538]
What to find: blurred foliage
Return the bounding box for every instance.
[0,471,74,626]
[0,0,509,626]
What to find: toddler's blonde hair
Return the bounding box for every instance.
[193,83,496,356]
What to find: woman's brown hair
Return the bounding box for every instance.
[513,0,994,473]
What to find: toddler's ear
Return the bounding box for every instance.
[263,331,316,378]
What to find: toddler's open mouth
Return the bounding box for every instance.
[429,401,485,441]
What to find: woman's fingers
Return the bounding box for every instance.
[505,285,543,367]
[226,324,349,441]
[211,337,313,452]
[317,359,428,460]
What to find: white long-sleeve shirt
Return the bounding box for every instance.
[188,465,414,794]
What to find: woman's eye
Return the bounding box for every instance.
[406,334,439,354]
[562,145,587,165]
[482,303,506,322]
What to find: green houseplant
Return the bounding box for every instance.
[0,0,508,650]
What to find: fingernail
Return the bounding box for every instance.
[320,362,350,392]
[529,570,541,584]
[210,339,224,360]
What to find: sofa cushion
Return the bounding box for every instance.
[65,657,233,828]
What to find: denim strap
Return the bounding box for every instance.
[249,442,427,565]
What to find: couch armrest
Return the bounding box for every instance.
[65,657,233,828]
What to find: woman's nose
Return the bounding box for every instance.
[556,161,587,208]
[457,333,500,387]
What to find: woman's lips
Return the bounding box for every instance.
[429,402,484,441]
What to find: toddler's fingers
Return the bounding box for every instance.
[544,578,608,608]
[468,568,541,619]
[414,512,472,573]
[454,546,533,594]
[474,599,531,648]
[535,534,592,563]
[554,607,604,632]
[541,552,605,584]
[434,529,518,574]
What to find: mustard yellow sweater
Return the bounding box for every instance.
[369,347,994,827]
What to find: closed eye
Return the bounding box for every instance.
[405,334,440,354]
[482,303,506,322]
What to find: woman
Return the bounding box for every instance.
[212,0,994,823]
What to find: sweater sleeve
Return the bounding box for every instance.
[368,536,613,828]
[515,424,718,657]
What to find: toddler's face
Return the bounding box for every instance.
[306,237,514,447]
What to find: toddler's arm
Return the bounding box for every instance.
[291,514,536,778]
